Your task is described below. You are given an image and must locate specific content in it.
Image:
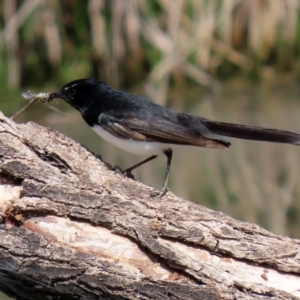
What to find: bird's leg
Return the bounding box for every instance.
[120,155,158,179]
[151,149,173,197]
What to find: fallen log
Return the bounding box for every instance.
[0,111,299,300]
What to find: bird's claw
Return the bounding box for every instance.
[150,186,169,198]
[114,166,135,180]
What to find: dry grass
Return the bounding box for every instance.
[1,0,300,99]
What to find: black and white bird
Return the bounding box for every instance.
[49,78,300,196]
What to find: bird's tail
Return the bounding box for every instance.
[202,119,300,146]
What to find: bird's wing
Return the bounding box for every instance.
[98,113,229,149]
[101,120,148,141]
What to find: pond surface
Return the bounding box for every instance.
[1,76,300,238]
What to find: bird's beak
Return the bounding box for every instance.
[48,91,63,102]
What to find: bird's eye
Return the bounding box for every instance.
[67,88,76,99]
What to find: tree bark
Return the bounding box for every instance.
[0,111,299,300]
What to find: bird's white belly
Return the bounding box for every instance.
[93,125,166,156]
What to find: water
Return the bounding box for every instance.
[1,77,300,238]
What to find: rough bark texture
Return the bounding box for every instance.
[0,111,299,300]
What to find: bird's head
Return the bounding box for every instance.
[49,78,110,113]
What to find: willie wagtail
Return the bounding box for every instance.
[49,78,300,197]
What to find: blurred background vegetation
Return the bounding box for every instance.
[1,0,300,245]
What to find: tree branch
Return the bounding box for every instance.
[0,111,299,300]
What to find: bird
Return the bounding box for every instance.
[48,78,300,197]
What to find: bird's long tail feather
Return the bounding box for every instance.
[203,119,300,146]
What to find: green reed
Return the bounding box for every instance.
[1,0,300,97]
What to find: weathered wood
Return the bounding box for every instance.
[0,111,299,300]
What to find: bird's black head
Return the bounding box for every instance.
[49,78,111,113]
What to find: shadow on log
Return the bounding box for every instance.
[0,111,300,300]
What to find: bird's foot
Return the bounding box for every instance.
[150,186,169,198]
[114,166,135,180]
